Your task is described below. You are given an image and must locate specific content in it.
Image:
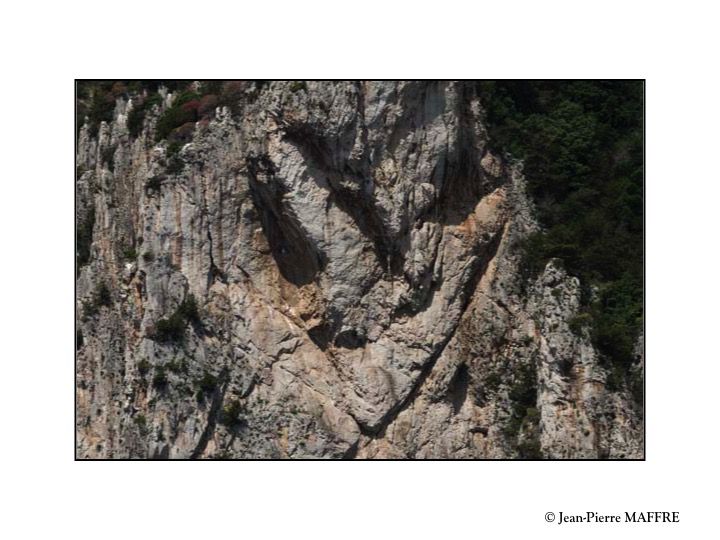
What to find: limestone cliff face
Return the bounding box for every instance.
[75,81,643,459]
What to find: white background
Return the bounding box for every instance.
[0,1,717,538]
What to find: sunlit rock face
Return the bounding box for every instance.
[75,81,643,459]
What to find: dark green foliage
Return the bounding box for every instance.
[138,359,151,377]
[101,145,116,171]
[122,245,138,260]
[126,105,145,138]
[196,372,218,395]
[167,358,188,374]
[96,282,112,307]
[479,81,643,395]
[219,399,242,427]
[164,140,185,174]
[133,414,148,434]
[145,176,163,193]
[152,366,168,389]
[178,294,199,323]
[77,207,95,267]
[504,361,538,440]
[76,329,84,350]
[127,94,162,138]
[151,294,201,343]
[628,368,643,404]
[155,90,201,141]
[568,312,593,336]
[142,250,154,263]
[81,282,111,319]
[290,81,307,93]
[218,81,247,114]
[517,407,543,459]
[154,312,186,343]
[85,87,115,137]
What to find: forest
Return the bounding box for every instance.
[478,80,643,398]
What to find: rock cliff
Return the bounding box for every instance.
[75,81,643,458]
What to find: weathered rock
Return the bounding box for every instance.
[76,81,643,459]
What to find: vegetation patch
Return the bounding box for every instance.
[127,94,162,138]
[479,81,643,399]
[152,366,168,390]
[219,399,243,427]
[155,90,201,141]
[133,414,148,435]
[138,359,151,377]
[77,207,95,267]
[290,81,307,93]
[145,175,163,193]
[122,245,138,260]
[151,294,201,343]
[503,361,538,451]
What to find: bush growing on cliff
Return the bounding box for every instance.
[127,94,162,138]
[96,282,112,307]
[138,359,151,377]
[85,87,115,137]
[219,399,243,427]
[122,245,138,260]
[289,81,307,93]
[151,294,201,343]
[152,366,168,389]
[154,312,185,342]
[196,372,217,395]
[145,176,163,193]
[178,294,199,323]
[155,90,201,141]
[77,207,95,267]
[101,145,116,171]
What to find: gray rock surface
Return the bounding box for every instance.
[76,81,643,458]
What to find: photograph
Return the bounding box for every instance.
[75,80,644,460]
[4,1,720,537]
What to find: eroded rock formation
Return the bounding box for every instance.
[75,81,643,458]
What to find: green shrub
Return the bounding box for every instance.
[145,176,163,193]
[196,372,217,394]
[155,90,200,141]
[166,155,184,174]
[568,312,593,336]
[517,437,542,459]
[142,250,154,263]
[122,246,138,260]
[504,362,538,440]
[138,359,151,377]
[167,358,188,374]
[127,105,145,138]
[219,399,242,427]
[289,81,307,93]
[82,301,98,319]
[178,294,199,323]
[86,88,115,137]
[127,94,162,138]
[76,329,84,350]
[77,207,95,267]
[133,414,148,434]
[101,145,116,171]
[154,312,186,342]
[152,366,168,389]
[151,293,201,343]
[96,282,112,307]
